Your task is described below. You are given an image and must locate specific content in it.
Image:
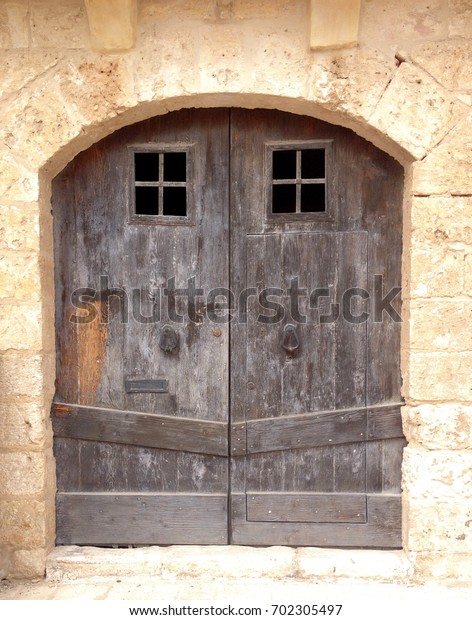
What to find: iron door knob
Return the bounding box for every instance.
[159,325,179,353]
[281,324,300,356]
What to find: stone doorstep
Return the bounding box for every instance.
[46,546,411,584]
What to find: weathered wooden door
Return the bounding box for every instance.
[52,108,405,547]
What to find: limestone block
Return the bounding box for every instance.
[359,0,448,57]
[85,0,137,52]
[411,551,472,582]
[403,404,472,450]
[0,351,55,399]
[296,548,409,581]
[409,300,472,352]
[140,0,298,21]
[9,547,47,579]
[411,196,472,246]
[307,49,395,124]
[406,351,472,401]
[0,252,41,302]
[412,112,472,195]
[402,448,472,500]
[404,496,472,552]
[310,0,361,50]
[0,150,39,203]
[0,51,61,102]
[198,25,246,93]
[55,56,137,128]
[0,203,40,252]
[30,0,88,49]
[411,40,472,95]
[449,0,472,37]
[0,452,46,496]
[408,242,464,298]
[0,397,48,448]
[0,83,84,170]
[369,63,467,160]
[132,21,199,104]
[465,254,472,295]
[0,499,47,547]
[0,303,43,350]
[0,2,29,48]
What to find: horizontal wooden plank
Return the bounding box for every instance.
[367,403,404,440]
[245,403,404,454]
[52,403,228,456]
[246,493,366,523]
[56,493,228,545]
[231,493,402,548]
[247,408,366,454]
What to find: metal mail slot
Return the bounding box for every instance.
[125,379,169,393]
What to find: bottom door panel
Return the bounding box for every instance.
[56,493,228,545]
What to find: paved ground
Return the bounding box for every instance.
[1,576,471,610]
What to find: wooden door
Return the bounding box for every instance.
[52,108,405,548]
[52,109,230,544]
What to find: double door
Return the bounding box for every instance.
[52,109,405,547]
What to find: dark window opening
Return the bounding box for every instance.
[301,149,325,179]
[135,186,160,215]
[163,187,187,216]
[301,184,325,212]
[272,185,296,213]
[133,150,188,219]
[273,150,297,180]
[163,152,187,182]
[269,146,327,216]
[135,153,160,182]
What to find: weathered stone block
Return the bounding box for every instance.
[412,112,472,195]
[370,63,467,160]
[411,40,472,94]
[0,499,47,547]
[56,56,137,128]
[85,0,137,52]
[0,2,29,48]
[402,448,472,500]
[0,150,39,202]
[406,351,472,401]
[409,300,472,352]
[0,397,48,448]
[0,351,55,399]
[30,0,88,49]
[310,0,361,50]
[0,452,46,496]
[0,303,43,350]
[0,51,60,102]
[404,495,472,552]
[359,0,448,57]
[10,547,47,579]
[132,22,198,104]
[449,0,472,37]
[408,242,464,298]
[403,404,472,450]
[411,551,472,582]
[465,254,472,295]
[0,252,41,302]
[0,83,84,169]
[0,203,40,252]
[411,196,472,246]
[307,49,395,124]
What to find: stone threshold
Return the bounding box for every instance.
[47,546,412,584]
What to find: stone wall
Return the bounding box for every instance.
[0,0,471,581]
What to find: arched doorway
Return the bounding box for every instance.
[51,108,405,547]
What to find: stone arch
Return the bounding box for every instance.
[2,33,470,575]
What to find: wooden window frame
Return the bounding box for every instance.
[265,140,334,223]
[128,143,195,225]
